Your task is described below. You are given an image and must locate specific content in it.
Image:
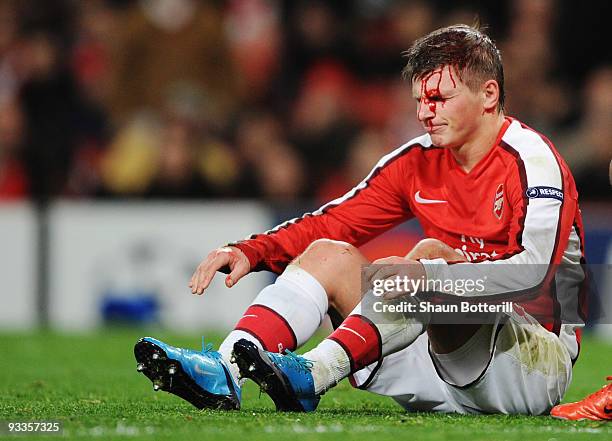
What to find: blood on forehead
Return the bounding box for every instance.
[419,65,457,99]
[418,65,458,117]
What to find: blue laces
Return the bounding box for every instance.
[275,350,314,373]
[200,338,220,359]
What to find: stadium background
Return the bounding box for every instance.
[0,0,610,333]
[0,2,611,439]
[0,0,612,336]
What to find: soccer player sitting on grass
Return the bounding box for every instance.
[134,24,597,416]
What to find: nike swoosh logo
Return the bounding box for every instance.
[242,314,258,319]
[414,191,447,204]
[338,325,366,343]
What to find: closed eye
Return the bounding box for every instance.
[415,95,446,103]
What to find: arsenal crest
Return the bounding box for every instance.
[493,184,504,220]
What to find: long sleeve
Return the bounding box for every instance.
[422,125,581,299]
[231,146,417,273]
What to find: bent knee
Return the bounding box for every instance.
[303,239,356,260]
[293,239,368,270]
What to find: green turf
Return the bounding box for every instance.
[0,329,610,440]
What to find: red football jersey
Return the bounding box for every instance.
[232,117,586,359]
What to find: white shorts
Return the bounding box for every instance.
[351,309,574,415]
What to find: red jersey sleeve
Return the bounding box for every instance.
[231,147,416,274]
[422,122,581,297]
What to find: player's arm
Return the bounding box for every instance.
[190,146,416,294]
[421,144,578,298]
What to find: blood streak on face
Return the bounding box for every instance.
[419,65,457,129]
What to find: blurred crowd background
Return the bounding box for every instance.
[0,0,609,205]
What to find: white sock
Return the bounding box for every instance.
[266,265,329,346]
[218,265,329,386]
[303,339,351,394]
[303,299,427,394]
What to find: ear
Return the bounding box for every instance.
[482,79,500,112]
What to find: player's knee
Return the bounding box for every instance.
[294,239,365,275]
[295,239,365,308]
[301,239,356,263]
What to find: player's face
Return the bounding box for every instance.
[412,65,485,148]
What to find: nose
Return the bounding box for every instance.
[417,98,434,122]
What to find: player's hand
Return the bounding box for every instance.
[189,246,250,295]
[364,257,426,300]
[405,238,466,262]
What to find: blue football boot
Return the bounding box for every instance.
[232,338,320,412]
[134,337,240,410]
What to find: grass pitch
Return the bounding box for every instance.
[1,329,610,440]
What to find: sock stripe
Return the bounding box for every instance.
[326,314,382,373]
[357,314,383,361]
[254,303,298,350]
[234,304,297,352]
